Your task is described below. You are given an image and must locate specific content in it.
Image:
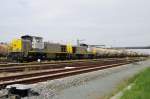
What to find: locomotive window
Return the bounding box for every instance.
[36,39,42,43]
[36,39,39,43]
[61,46,66,52]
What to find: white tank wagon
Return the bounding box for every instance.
[89,47,145,58]
[0,43,9,57]
[126,50,147,57]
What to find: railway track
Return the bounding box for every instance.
[0,58,141,73]
[0,60,125,73]
[0,58,116,67]
[0,57,143,67]
[0,58,144,73]
[0,58,143,89]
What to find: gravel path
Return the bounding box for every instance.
[2,59,150,99]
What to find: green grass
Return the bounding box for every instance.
[100,72,140,99]
[120,67,150,99]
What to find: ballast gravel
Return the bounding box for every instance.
[1,59,150,99]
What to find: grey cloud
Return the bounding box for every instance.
[0,0,150,47]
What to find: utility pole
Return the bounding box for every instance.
[77,39,85,47]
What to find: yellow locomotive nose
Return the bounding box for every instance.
[67,43,73,54]
[10,39,23,52]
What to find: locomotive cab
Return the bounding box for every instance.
[21,35,44,50]
[21,35,46,61]
[9,35,46,62]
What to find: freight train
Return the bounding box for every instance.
[0,35,147,62]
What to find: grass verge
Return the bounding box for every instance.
[101,75,138,99]
[120,67,150,99]
[101,67,150,99]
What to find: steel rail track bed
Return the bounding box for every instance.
[0,58,143,89]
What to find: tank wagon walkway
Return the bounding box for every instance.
[19,58,150,99]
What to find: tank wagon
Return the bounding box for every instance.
[0,43,8,57]
[91,47,147,58]
[8,35,95,61]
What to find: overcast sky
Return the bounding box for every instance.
[0,0,150,47]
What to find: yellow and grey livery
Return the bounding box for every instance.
[8,35,94,61]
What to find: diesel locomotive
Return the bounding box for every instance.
[8,35,95,61]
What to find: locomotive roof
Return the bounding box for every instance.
[21,35,43,39]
